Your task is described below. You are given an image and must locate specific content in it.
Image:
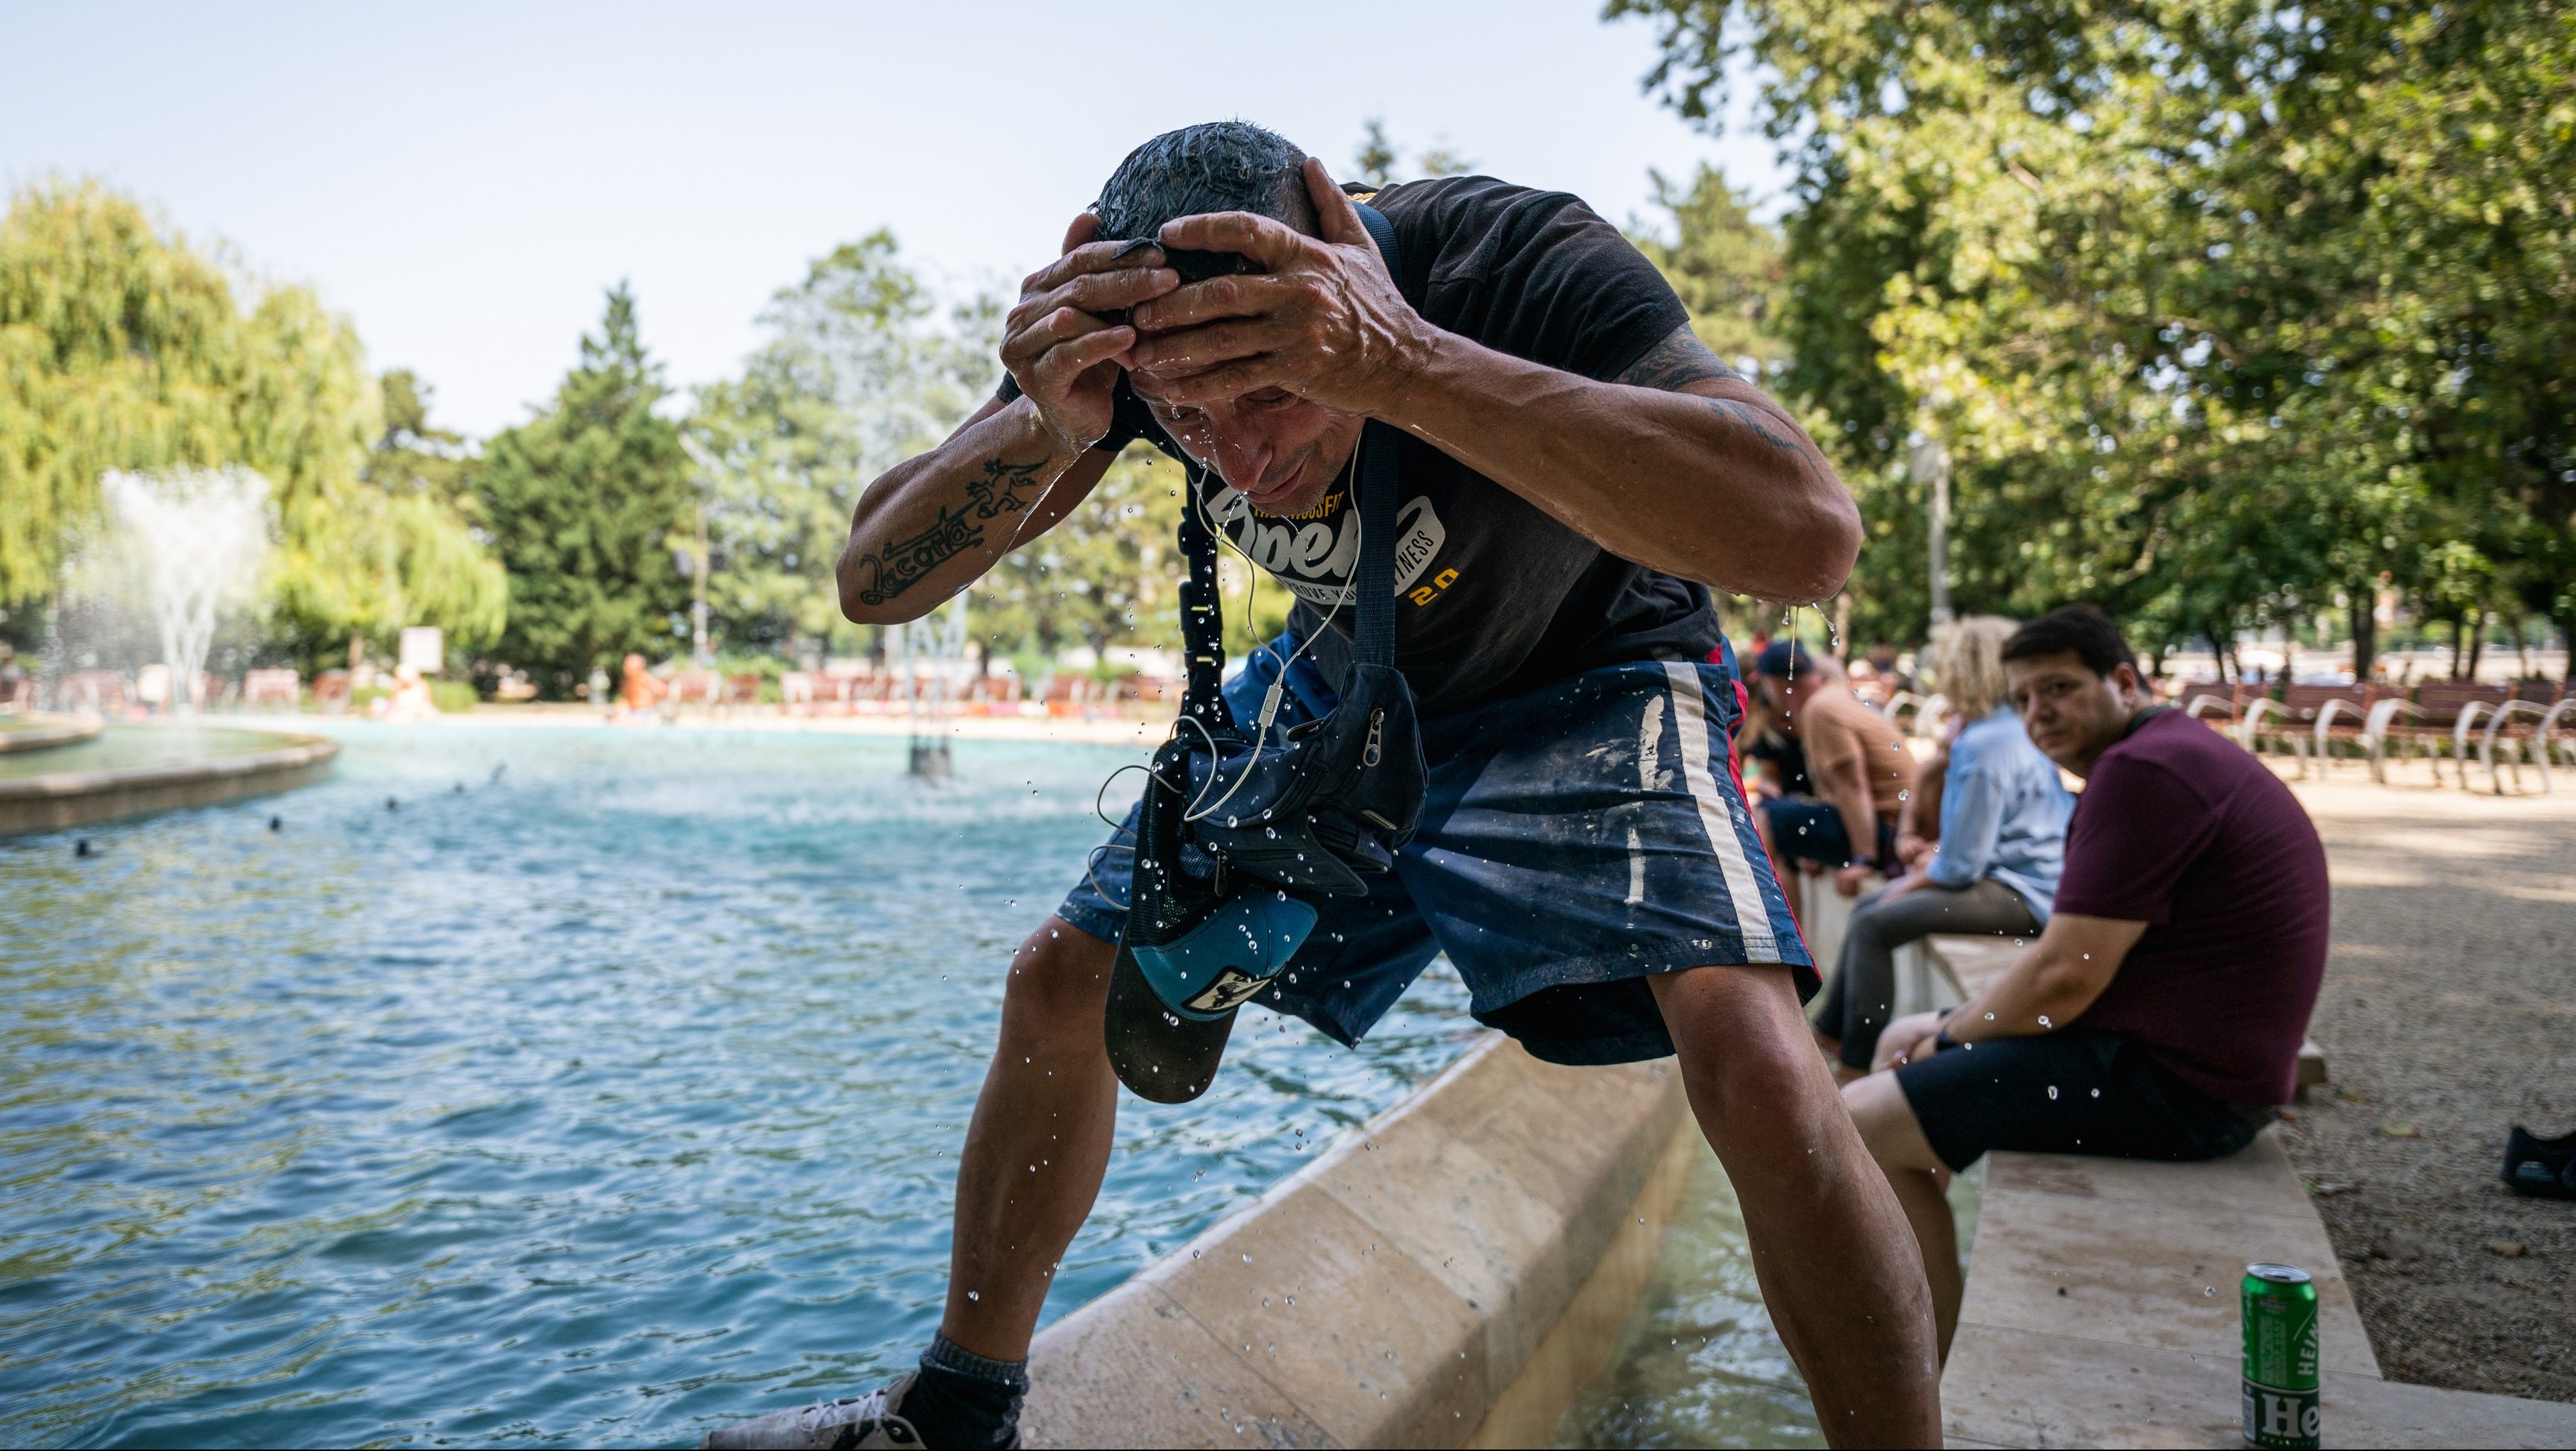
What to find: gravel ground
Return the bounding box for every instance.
[2273,767,2576,1403]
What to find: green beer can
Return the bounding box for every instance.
[2242,1262,2320,1449]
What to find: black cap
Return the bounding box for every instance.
[1103,944,1237,1104]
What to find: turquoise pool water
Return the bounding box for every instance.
[0,723,1475,1447]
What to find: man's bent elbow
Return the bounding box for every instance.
[1761,474,1861,605]
[834,542,915,626]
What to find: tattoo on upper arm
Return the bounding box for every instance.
[1615,324,1744,391]
[849,456,1046,607]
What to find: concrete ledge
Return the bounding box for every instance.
[1944,1130,2576,1447]
[0,731,339,834]
[1023,1033,1691,1449]
[0,713,104,754]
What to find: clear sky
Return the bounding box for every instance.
[4,1,1781,435]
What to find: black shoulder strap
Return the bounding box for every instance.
[1172,203,1410,726]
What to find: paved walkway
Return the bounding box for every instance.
[2276,769,2576,1403]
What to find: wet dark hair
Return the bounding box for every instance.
[2002,604,2137,679]
[1093,122,1317,256]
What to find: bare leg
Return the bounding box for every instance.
[1844,1071,1963,1360]
[1648,966,1941,1448]
[1753,808,1806,924]
[939,916,1121,1360]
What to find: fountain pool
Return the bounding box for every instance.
[0,724,1479,1447]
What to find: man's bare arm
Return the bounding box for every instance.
[835,215,1178,625]
[1873,914,2146,1071]
[1387,322,1857,602]
[1128,166,1859,603]
[835,397,1109,624]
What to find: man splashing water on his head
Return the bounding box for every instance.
[703,122,1938,1449]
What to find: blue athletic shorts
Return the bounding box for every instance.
[1055,636,1815,1066]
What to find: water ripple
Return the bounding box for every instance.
[0,724,1473,1447]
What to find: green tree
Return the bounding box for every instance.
[1351,119,1477,188]
[976,449,1191,664]
[1630,163,1787,377]
[0,179,503,661]
[473,284,690,696]
[1611,0,2575,673]
[689,233,995,663]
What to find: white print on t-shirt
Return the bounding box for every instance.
[1205,483,1446,610]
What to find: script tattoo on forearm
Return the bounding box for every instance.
[850,456,1047,606]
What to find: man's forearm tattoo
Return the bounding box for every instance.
[1616,324,1745,391]
[850,456,1046,607]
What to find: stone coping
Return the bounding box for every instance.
[1022,1032,1691,1449]
[1943,1130,2576,1447]
[0,712,104,754]
[0,730,339,834]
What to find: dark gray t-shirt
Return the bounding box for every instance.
[1083,175,1721,714]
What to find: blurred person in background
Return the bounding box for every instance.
[1809,617,2071,1078]
[618,652,667,716]
[1750,640,1917,922]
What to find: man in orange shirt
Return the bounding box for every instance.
[1751,641,1917,922]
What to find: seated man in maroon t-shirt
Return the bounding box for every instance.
[1841,604,2329,1357]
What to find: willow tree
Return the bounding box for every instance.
[0,180,504,659]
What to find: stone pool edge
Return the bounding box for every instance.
[0,731,340,835]
[1022,1031,1691,1449]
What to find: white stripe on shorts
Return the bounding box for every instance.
[1661,660,1781,962]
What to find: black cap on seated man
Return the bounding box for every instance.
[1838,603,2331,1361]
[700,121,1950,1450]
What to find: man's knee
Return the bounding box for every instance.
[1003,916,1118,1020]
[1844,1071,1944,1174]
[1657,965,1829,1110]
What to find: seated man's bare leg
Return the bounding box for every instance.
[1648,966,1941,1448]
[1753,809,1805,923]
[1843,1071,1961,1361]
[940,916,1121,1360]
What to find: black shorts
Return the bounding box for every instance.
[1895,1029,2272,1173]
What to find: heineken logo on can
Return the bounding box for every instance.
[2241,1262,2320,1449]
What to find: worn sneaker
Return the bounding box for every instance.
[700,1370,939,1449]
[2502,1124,2576,1200]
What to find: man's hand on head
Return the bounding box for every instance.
[1001,213,1179,454]
[1123,158,1433,415]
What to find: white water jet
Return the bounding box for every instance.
[99,467,271,714]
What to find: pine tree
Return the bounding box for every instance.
[473,285,690,696]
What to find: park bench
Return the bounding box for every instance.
[2261,683,2376,776]
[2467,682,2572,796]
[2178,680,2248,728]
[2363,681,2513,787]
[241,667,301,707]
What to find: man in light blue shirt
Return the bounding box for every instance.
[1813,617,2073,1075]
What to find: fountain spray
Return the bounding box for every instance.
[99,468,271,714]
